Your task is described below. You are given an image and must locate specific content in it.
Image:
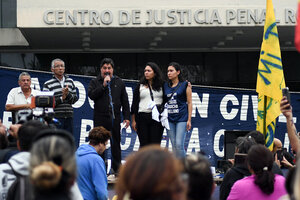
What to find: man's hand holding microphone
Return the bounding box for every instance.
[103,72,111,87]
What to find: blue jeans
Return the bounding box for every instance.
[167,121,187,158]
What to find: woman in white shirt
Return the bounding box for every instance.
[131,62,165,147]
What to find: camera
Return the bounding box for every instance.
[282,87,291,108]
[35,95,54,108]
[16,91,55,125]
[16,110,33,124]
[276,149,283,161]
[32,91,55,108]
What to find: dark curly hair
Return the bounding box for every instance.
[88,126,111,145]
[100,58,114,68]
[140,62,164,91]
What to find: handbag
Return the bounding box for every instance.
[156,104,164,114]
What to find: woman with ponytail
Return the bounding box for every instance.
[29,130,77,200]
[227,144,287,200]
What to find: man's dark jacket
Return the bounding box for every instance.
[219,163,251,200]
[88,75,130,130]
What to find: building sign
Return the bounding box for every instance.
[42,9,297,26]
[0,67,298,166]
[17,0,297,27]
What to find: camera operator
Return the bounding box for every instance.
[43,58,78,135]
[5,72,38,124]
[0,119,21,163]
[272,138,295,169]
[0,120,8,150]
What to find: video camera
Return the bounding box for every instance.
[16,91,55,125]
[35,95,55,108]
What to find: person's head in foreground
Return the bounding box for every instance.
[115,145,186,200]
[182,153,215,200]
[247,144,277,194]
[30,129,76,198]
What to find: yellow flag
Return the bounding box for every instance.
[256,0,285,150]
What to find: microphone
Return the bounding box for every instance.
[104,72,110,84]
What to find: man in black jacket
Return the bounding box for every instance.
[219,137,256,200]
[88,58,130,175]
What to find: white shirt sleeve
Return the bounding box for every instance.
[6,88,16,105]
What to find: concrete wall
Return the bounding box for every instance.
[1,0,16,27]
[17,0,298,28]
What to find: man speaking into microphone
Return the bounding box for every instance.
[88,58,130,176]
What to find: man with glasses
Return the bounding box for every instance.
[5,72,38,124]
[43,58,78,134]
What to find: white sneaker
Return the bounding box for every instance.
[107,174,117,183]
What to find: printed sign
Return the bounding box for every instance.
[0,67,298,166]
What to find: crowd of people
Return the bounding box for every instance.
[0,57,300,200]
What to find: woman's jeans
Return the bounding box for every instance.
[167,121,187,158]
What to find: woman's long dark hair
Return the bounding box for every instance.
[140,62,164,91]
[168,62,184,86]
[247,144,275,195]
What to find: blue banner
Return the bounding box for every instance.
[1,67,299,166]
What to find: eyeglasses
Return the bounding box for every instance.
[20,79,31,82]
[54,65,65,68]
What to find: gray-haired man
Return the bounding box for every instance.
[43,58,78,135]
[5,72,38,123]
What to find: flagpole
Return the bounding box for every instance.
[263,95,267,137]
